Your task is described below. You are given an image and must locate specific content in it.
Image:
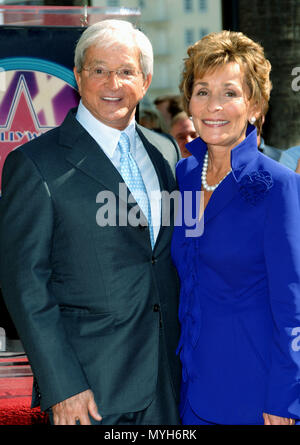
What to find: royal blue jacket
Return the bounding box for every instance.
[171,126,300,424]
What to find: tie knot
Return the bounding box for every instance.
[118,132,130,155]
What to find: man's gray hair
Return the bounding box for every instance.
[74,19,153,77]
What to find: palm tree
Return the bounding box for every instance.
[236,0,300,149]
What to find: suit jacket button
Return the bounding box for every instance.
[151,256,157,264]
[153,304,160,312]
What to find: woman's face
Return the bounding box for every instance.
[189,62,257,152]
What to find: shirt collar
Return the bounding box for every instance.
[76,101,136,158]
[186,124,259,182]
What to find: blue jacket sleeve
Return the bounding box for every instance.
[279,148,299,171]
[263,172,300,419]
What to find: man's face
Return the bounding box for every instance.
[155,100,171,125]
[74,43,152,130]
[170,117,197,158]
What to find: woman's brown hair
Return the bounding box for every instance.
[180,30,272,135]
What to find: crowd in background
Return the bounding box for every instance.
[140,95,300,173]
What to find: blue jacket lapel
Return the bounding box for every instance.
[185,125,259,226]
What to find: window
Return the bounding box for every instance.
[184,0,193,13]
[185,29,195,46]
[199,28,208,39]
[107,0,120,7]
[152,63,169,89]
[198,0,207,12]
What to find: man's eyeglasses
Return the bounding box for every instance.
[81,66,143,82]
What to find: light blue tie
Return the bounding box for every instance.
[118,132,155,249]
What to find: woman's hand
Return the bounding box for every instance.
[263,412,295,425]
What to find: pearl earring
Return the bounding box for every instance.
[249,117,256,124]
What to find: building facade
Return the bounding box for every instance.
[91,0,222,106]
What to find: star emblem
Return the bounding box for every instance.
[0,74,54,191]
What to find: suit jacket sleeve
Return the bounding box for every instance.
[263,172,300,419]
[0,149,90,411]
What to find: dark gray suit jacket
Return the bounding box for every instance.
[0,109,181,414]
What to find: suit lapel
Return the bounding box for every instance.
[60,110,135,206]
[59,110,175,252]
[61,112,168,197]
[65,132,126,200]
[136,125,169,194]
[136,125,175,253]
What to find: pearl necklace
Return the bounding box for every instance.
[201,152,232,192]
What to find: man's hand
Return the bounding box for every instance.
[263,412,295,425]
[296,158,300,174]
[52,389,102,425]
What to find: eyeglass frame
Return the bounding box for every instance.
[80,66,144,82]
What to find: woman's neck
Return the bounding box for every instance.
[206,145,232,175]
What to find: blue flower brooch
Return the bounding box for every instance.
[239,169,273,205]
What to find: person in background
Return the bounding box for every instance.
[279,145,300,173]
[139,108,181,162]
[139,109,165,132]
[258,136,282,160]
[171,30,300,425]
[0,19,181,426]
[170,111,197,158]
[154,94,183,130]
[257,116,282,161]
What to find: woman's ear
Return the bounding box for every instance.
[248,101,262,125]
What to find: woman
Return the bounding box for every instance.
[171,31,300,425]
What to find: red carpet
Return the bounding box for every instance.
[0,356,49,425]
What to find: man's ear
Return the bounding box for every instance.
[73,67,82,95]
[142,73,152,95]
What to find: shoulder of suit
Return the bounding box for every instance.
[137,124,172,143]
[15,109,80,161]
[137,125,180,158]
[16,125,60,158]
[137,124,180,176]
[257,150,298,182]
[257,153,300,201]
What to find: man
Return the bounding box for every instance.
[257,135,282,161]
[154,95,183,130]
[0,20,181,425]
[170,111,197,158]
[256,116,282,161]
[279,145,300,173]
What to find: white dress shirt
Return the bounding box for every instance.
[76,101,161,243]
